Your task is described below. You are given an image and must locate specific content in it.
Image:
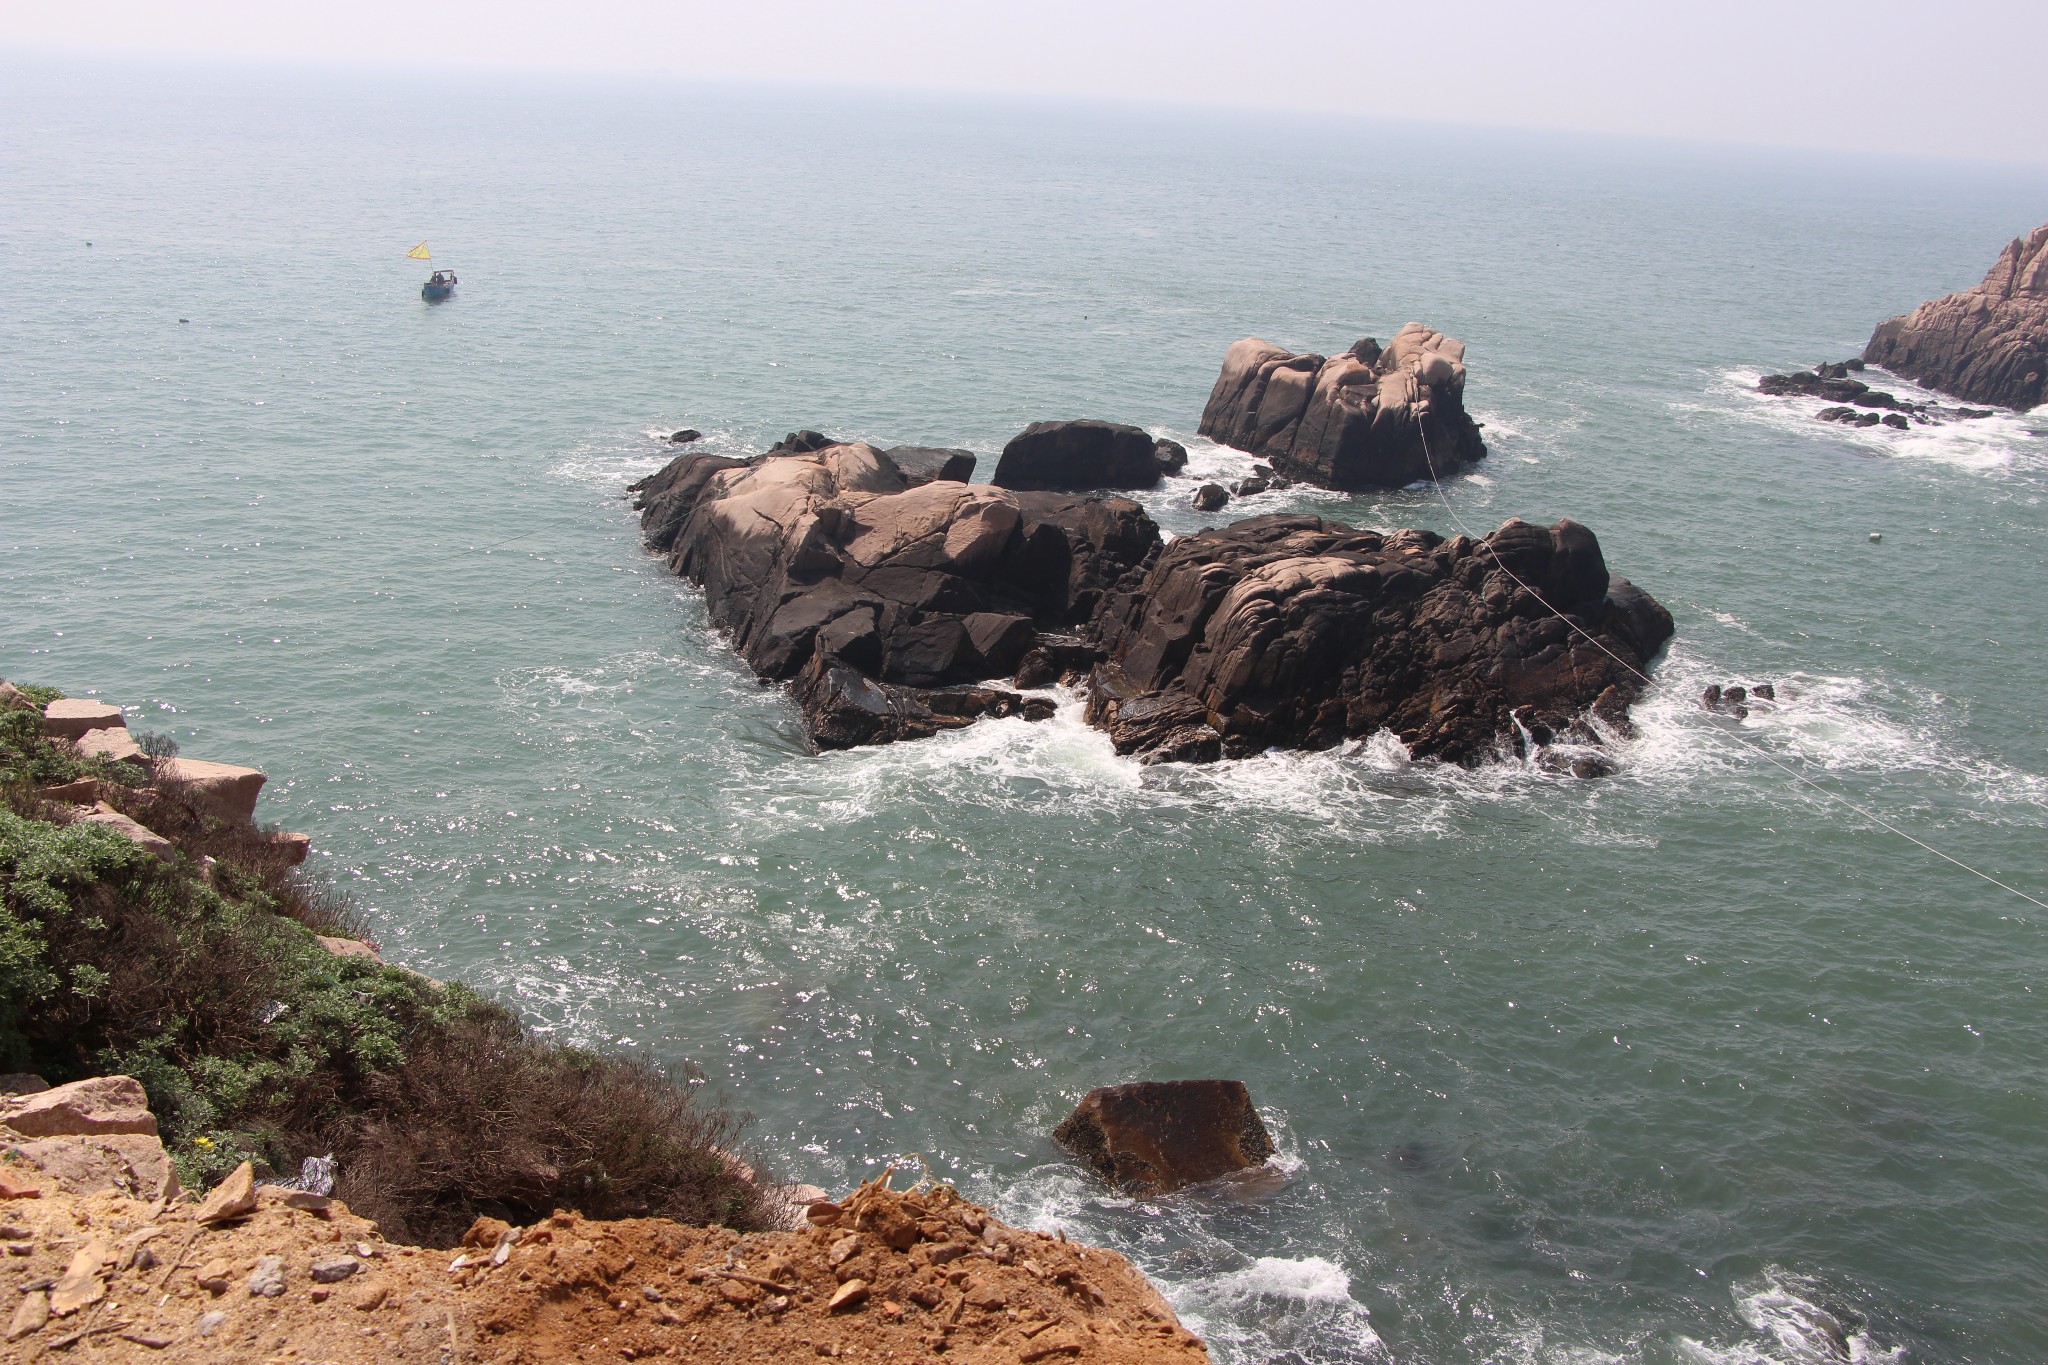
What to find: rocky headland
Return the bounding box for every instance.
[1196,324,1488,489]
[0,682,1214,1361]
[1863,222,2048,411]
[630,426,1672,770]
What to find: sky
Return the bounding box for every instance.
[2,0,2043,167]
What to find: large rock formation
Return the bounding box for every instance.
[1087,514,1673,766]
[1864,223,2048,411]
[629,442,1156,749]
[633,432,1670,767]
[1198,323,1488,488]
[1053,1081,1275,1195]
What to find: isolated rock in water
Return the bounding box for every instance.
[41,698,125,740]
[0,1075,158,1139]
[1053,1080,1276,1194]
[155,757,267,824]
[1088,515,1673,766]
[991,420,1167,491]
[1192,482,1229,513]
[632,442,1156,749]
[668,428,703,445]
[1153,437,1188,476]
[1198,324,1488,489]
[879,445,978,486]
[1865,222,2048,410]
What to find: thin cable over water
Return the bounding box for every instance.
[1413,410,2048,914]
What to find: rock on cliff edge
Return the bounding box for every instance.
[1864,223,2048,411]
[1087,514,1673,766]
[1198,323,1488,488]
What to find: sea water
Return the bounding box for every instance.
[4,54,2047,1363]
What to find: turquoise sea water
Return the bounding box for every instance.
[5,54,2048,1363]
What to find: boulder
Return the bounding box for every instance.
[0,1074,49,1095]
[1152,438,1188,476]
[8,1134,180,1202]
[74,726,144,763]
[0,1075,158,1139]
[1198,324,1487,489]
[1865,222,2048,410]
[154,757,266,824]
[196,1161,259,1224]
[263,830,312,865]
[991,420,1166,491]
[0,681,35,712]
[879,445,978,486]
[668,428,703,444]
[42,699,125,740]
[75,803,175,861]
[317,936,384,963]
[1087,515,1672,766]
[1052,1080,1275,1194]
[633,441,1156,751]
[1192,482,1229,513]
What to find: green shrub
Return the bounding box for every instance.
[0,686,772,1245]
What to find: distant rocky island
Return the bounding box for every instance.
[1757,223,2048,422]
[1864,222,2048,411]
[633,399,1671,772]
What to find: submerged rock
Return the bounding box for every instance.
[1865,223,2048,411]
[1087,515,1672,766]
[1053,1080,1276,1195]
[1198,324,1487,489]
[1192,482,1229,513]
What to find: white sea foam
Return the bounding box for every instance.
[1673,1268,1901,1364]
[1701,368,2045,475]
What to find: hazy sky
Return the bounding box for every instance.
[4,0,2043,167]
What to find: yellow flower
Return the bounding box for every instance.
[191,1136,215,1149]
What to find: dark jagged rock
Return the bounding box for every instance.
[1053,1081,1275,1195]
[992,420,1167,491]
[1865,223,2048,411]
[1152,438,1188,477]
[630,442,1156,750]
[1192,482,1229,513]
[668,428,703,445]
[879,445,977,486]
[1197,324,1487,489]
[1087,514,1673,766]
[633,438,1671,765]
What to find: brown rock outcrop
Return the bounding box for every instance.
[1198,324,1488,488]
[154,757,267,824]
[0,1178,1209,1362]
[1864,223,2048,410]
[1088,514,1673,766]
[1053,1081,1276,1195]
[41,698,125,740]
[630,442,1156,750]
[0,1075,159,1139]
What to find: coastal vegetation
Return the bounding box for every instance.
[0,684,772,1246]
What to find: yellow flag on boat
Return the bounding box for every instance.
[406,241,431,260]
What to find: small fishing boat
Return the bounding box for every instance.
[408,241,457,301]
